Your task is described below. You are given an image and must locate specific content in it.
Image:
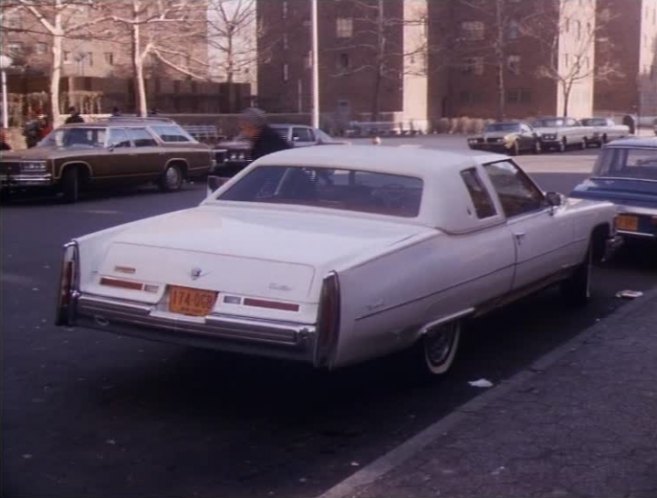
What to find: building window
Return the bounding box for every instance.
[336,18,353,38]
[283,63,289,82]
[337,52,350,70]
[462,56,484,75]
[282,1,288,19]
[86,52,93,67]
[459,90,481,103]
[304,51,312,69]
[506,20,520,40]
[283,34,288,50]
[507,54,520,74]
[7,42,23,56]
[564,53,569,68]
[461,21,484,41]
[506,88,531,104]
[575,20,582,39]
[104,52,114,65]
[35,42,48,55]
[63,51,71,63]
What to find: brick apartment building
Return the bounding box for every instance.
[0,1,238,120]
[257,0,656,124]
[256,0,428,132]
[594,0,657,117]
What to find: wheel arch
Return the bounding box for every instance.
[58,161,92,184]
[591,223,611,263]
[164,158,189,178]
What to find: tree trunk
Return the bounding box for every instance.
[131,19,148,116]
[50,9,63,124]
[371,0,385,122]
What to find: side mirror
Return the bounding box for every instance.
[545,191,564,208]
[207,175,227,194]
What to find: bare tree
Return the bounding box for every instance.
[332,0,428,121]
[2,0,111,123]
[522,0,622,117]
[102,0,209,117]
[206,0,257,111]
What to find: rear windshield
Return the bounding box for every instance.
[532,118,565,127]
[594,146,657,180]
[217,166,424,217]
[581,118,607,126]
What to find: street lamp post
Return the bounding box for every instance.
[310,0,319,129]
[0,54,13,130]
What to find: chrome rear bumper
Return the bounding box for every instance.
[74,294,318,363]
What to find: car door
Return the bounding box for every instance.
[519,124,536,151]
[124,127,162,180]
[484,160,575,290]
[95,127,138,182]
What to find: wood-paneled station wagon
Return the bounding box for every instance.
[0,117,213,202]
[55,146,620,376]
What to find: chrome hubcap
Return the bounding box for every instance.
[425,324,456,366]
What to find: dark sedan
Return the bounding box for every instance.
[570,137,657,242]
[467,122,541,155]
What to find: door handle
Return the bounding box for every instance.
[514,232,526,243]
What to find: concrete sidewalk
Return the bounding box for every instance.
[318,288,657,498]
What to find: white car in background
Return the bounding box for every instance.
[580,117,630,147]
[532,116,592,152]
[55,146,620,376]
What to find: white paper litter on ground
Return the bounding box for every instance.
[615,290,644,299]
[468,378,494,388]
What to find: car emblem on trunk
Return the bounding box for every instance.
[190,267,205,280]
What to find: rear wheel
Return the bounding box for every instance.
[159,163,183,192]
[61,167,80,203]
[412,319,461,377]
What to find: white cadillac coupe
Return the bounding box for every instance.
[56,146,620,376]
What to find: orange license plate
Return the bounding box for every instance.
[169,286,217,316]
[616,214,639,232]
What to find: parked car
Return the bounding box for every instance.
[0,117,213,202]
[467,121,541,155]
[580,117,630,147]
[55,146,620,376]
[570,136,657,242]
[531,116,591,151]
[213,124,344,175]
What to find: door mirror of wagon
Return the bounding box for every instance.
[207,175,228,194]
[545,191,564,208]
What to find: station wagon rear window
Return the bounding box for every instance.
[218,166,423,217]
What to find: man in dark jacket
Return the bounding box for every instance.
[65,107,84,124]
[238,107,290,160]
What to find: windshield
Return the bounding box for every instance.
[39,127,107,148]
[484,123,521,132]
[532,118,565,128]
[581,118,607,126]
[593,146,657,180]
[217,165,424,217]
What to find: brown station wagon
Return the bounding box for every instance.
[0,117,213,202]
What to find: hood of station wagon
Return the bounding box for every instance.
[0,145,98,161]
[110,205,429,268]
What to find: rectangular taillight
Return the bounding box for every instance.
[55,241,79,326]
[315,272,341,368]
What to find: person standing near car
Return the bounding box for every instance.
[22,114,43,148]
[238,107,290,160]
[65,106,84,124]
[0,129,11,151]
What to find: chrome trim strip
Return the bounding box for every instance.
[618,230,656,239]
[419,308,475,335]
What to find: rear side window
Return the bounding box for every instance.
[460,168,496,218]
[292,127,315,142]
[150,124,193,142]
[126,128,158,147]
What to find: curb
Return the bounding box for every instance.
[315,287,657,498]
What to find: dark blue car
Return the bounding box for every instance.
[570,137,657,242]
